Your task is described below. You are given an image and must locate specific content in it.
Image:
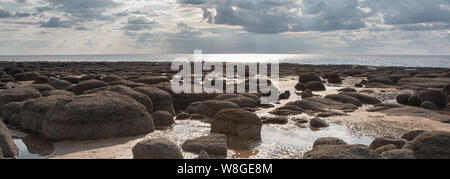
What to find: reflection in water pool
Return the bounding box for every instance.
[12,129,54,159]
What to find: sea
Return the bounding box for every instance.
[0,54,449,68]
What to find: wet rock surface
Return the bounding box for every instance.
[132,138,183,159]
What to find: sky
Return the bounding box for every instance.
[0,0,449,55]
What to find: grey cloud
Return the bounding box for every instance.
[0,9,12,18]
[40,17,74,28]
[364,0,450,25]
[188,0,370,33]
[43,0,118,21]
[122,16,157,31]
[75,26,88,30]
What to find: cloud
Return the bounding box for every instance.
[0,9,12,18]
[44,0,119,21]
[40,17,74,28]
[122,16,157,31]
[185,0,370,33]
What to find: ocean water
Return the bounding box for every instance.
[0,54,449,68]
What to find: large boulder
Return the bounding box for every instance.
[368,77,395,85]
[298,73,321,84]
[310,118,329,128]
[83,85,153,114]
[404,131,450,159]
[396,93,411,105]
[181,134,227,156]
[381,149,416,159]
[29,84,55,92]
[304,81,326,91]
[172,93,217,110]
[0,121,18,158]
[340,92,381,104]
[39,91,154,140]
[132,76,169,85]
[325,94,362,107]
[101,75,124,83]
[72,79,109,95]
[132,138,183,159]
[1,102,24,125]
[369,137,406,150]
[401,130,426,141]
[0,87,41,115]
[415,90,447,108]
[224,96,257,108]
[186,100,239,118]
[374,144,397,154]
[20,95,73,133]
[312,137,347,148]
[22,72,40,81]
[211,109,262,140]
[33,75,50,84]
[153,110,175,127]
[133,86,175,115]
[326,73,342,84]
[49,78,72,90]
[302,144,383,159]
[41,90,74,97]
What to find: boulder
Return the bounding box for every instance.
[396,93,411,105]
[176,112,191,120]
[261,116,288,124]
[49,78,72,90]
[224,96,257,108]
[369,137,406,150]
[133,86,175,115]
[33,76,50,84]
[0,87,41,115]
[304,81,326,91]
[61,76,80,84]
[181,134,227,156]
[325,94,362,107]
[340,92,381,104]
[298,73,321,84]
[7,67,24,76]
[401,130,426,141]
[22,72,40,81]
[421,101,440,110]
[39,92,154,140]
[132,138,183,159]
[83,85,153,114]
[381,149,416,159]
[416,90,447,108]
[338,88,357,93]
[302,144,383,159]
[310,118,329,128]
[2,102,24,125]
[374,144,397,154]
[300,89,314,98]
[172,93,217,110]
[41,90,74,97]
[0,121,18,158]
[295,82,305,91]
[312,137,347,148]
[279,90,290,100]
[211,109,262,140]
[368,77,395,85]
[186,100,239,118]
[108,80,146,88]
[443,84,450,95]
[132,76,170,85]
[153,110,175,127]
[29,84,55,92]
[101,75,124,83]
[72,79,109,95]
[404,131,450,159]
[269,105,304,116]
[327,73,342,84]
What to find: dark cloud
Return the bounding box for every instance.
[75,26,88,31]
[0,9,12,18]
[44,0,118,21]
[40,17,74,28]
[184,0,369,33]
[122,16,157,31]
[363,0,450,25]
